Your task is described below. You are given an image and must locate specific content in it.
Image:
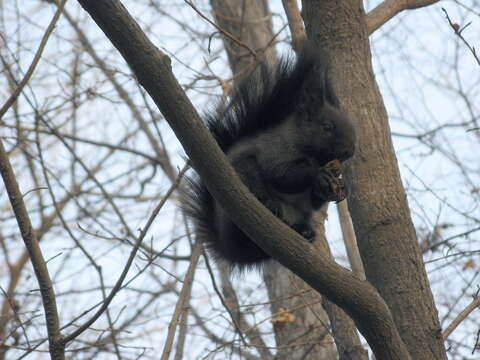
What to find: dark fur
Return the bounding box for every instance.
[183,44,356,271]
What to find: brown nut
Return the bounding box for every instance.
[325,159,342,178]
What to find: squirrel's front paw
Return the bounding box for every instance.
[313,160,346,203]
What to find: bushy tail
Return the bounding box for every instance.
[181,175,216,251]
[182,174,269,271]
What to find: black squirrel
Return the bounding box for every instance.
[184,43,356,270]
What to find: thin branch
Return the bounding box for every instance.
[281,0,306,52]
[442,7,480,66]
[56,1,177,181]
[366,0,439,34]
[218,271,272,358]
[0,123,159,163]
[184,0,258,61]
[160,242,202,360]
[203,251,248,347]
[0,2,68,358]
[443,292,480,340]
[0,139,64,358]
[337,201,365,279]
[62,165,188,344]
[0,0,67,121]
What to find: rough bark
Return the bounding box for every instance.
[302,1,447,359]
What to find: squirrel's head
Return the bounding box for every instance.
[297,102,356,166]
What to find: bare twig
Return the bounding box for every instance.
[218,271,272,358]
[62,165,188,344]
[160,242,202,360]
[202,252,248,347]
[184,0,258,61]
[0,0,67,121]
[442,7,480,66]
[56,2,177,180]
[0,122,159,163]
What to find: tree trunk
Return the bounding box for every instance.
[302,1,447,359]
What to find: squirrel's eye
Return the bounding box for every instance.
[322,121,334,132]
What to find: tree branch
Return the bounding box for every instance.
[160,242,202,360]
[0,139,64,358]
[281,0,306,52]
[0,2,68,358]
[443,292,480,340]
[0,0,67,121]
[366,0,439,34]
[62,165,188,344]
[442,7,480,66]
